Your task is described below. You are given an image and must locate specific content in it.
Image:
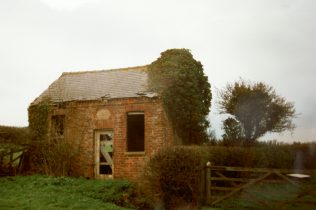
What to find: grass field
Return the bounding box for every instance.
[0,175,135,210]
[1,175,315,210]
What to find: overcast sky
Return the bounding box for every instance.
[1,0,315,142]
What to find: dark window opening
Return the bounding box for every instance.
[127,112,144,152]
[51,115,65,138]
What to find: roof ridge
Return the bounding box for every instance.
[61,65,148,76]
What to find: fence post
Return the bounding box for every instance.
[206,161,212,205]
[200,164,205,204]
[0,152,3,165]
[10,148,13,167]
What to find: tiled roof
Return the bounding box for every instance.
[32,65,156,104]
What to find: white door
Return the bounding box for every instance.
[95,130,113,178]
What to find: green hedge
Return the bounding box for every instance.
[207,143,316,169]
[141,143,316,209]
[142,146,208,209]
[0,125,29,144]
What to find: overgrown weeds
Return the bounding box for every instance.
[26,140,76,176]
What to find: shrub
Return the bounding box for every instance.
[26,139,76,176]
[142,146,208,209]
[206,142,316,170]
[27,100,82,176]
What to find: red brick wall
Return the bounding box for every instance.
[48,97,174,181]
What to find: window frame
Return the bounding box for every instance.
[126,112,145,153]
[51,115,65,139]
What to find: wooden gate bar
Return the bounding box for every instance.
[274,171,299,186]
[210,171,273,206]
[0,146,28,175]
[205,165,316,206]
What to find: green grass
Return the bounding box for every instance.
[0,175,136,210]
[1,175,315,210]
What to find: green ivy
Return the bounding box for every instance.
[148,49,212,144]
[28,100,51,142]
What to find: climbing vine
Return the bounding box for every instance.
[148,49,212,144]
[28,99,51,142]
[28,100,90,176]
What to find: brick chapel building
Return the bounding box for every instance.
[29,66,175,181]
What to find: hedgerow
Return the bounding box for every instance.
[142,146,208,209]
[207,142,316,169]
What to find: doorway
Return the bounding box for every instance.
[95,130,113,178]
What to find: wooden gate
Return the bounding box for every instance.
[0,145,28,175]
[204,163,316,207]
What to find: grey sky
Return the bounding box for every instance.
[0,0,315,142]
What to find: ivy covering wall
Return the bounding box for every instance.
[28,100,50,142]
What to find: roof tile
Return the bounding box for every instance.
[32,65,156,104]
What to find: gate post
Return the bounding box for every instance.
[206,161,212,205]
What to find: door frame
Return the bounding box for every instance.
[94,129,114,179]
